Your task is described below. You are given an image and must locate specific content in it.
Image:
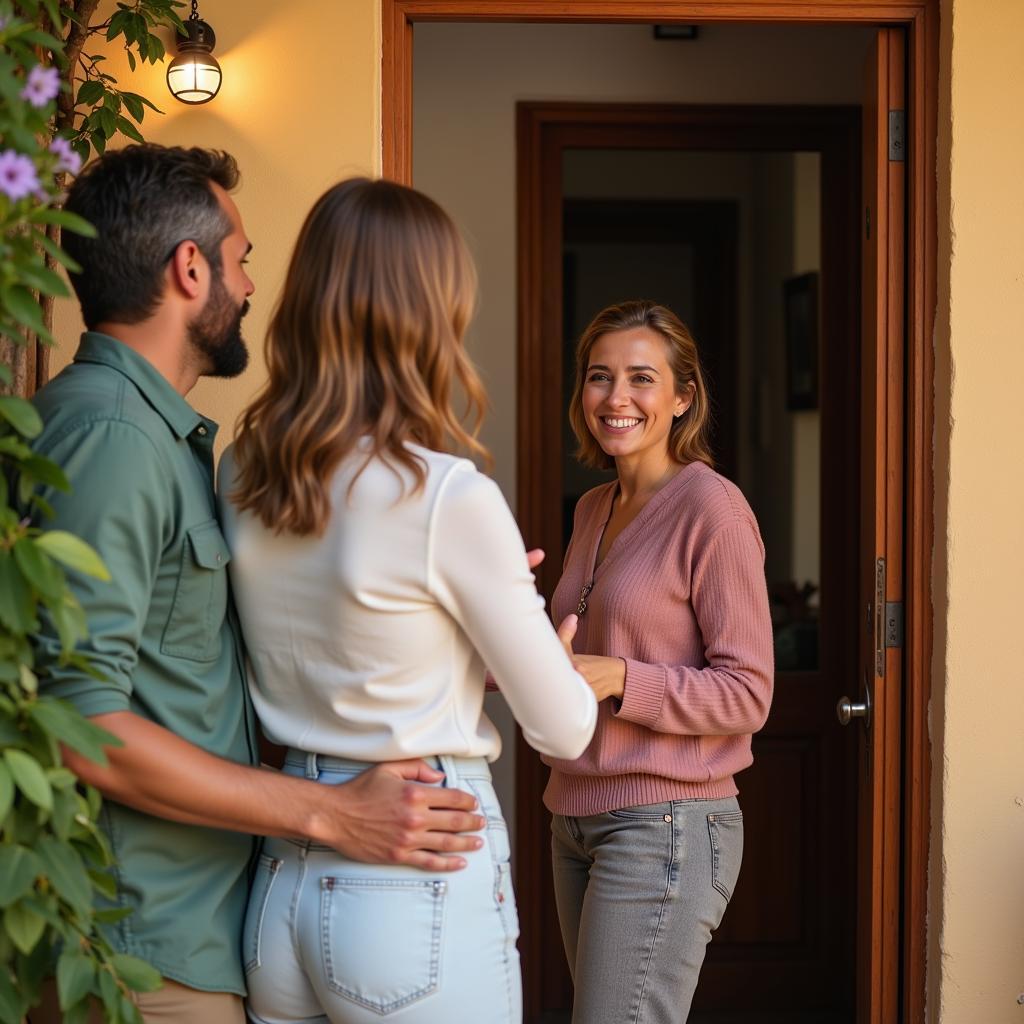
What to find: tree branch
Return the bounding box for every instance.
[56,0,104,134]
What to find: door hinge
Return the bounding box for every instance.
[889,110,906,162]
[885,601,904,649]
[874,558,886,677]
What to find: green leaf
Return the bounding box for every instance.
[115,116,145,144]
[0,845,41,908]
[17,262,70,299]
[21,454,70,491]
[3,901,46,955]
[57,948,95,1010]
[0,763,14,821]
[88,868,117,900]
[14,538,65,600]
[93,906,132,924]
[30,228,82,274]
[0,285,45,334]
[0,395,43,438]
[36,837,92,918]
[96,106,116,138]
[121,92,144,122]
[21,28,64,50]
[76,80,105,107]
[51,786,77,840]
[0,364,11,385]
[0,968,28,1024]
[28,208,97,238]
[34,532,111,581]
[125,48,136,72]
[3,749,53,811]
[0,553,37,634]
[110,953,162,993]
[29,701,117,765]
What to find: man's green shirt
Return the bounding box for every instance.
[32,332,259,995]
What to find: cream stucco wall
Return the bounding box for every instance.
[931,0,1024,1019]
[52,0,381,447]
[46,2,1024,1017]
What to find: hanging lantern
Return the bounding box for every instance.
[167,0,222,105]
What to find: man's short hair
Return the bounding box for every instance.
[63,144,240,329]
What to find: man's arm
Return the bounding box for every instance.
[64,712,485,871]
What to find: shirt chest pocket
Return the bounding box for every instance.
[160,520,231,662]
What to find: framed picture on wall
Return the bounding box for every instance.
[783,271,820,410]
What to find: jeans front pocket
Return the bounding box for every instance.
[243,854,281,973]
[707,810,744,901]
[608,801,674,821]
[467,778,510,864]
[160,520,231,662]
[320,877,447,1015]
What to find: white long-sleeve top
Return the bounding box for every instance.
[217,441,597,763]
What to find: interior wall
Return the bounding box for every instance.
[414,20,865,848]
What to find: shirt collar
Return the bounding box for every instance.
[73,332,218,442]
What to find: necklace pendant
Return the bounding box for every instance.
[577,582,593,616]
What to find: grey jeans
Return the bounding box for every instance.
[551,796,743,1024]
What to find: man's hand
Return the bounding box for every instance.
[316,760,486,872]
[61,712,486,873]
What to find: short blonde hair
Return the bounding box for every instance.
[568,300,713,471]
[231,178,489,536]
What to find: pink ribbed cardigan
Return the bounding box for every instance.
[543,461,774,816]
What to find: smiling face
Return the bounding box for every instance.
[581,326,693,472]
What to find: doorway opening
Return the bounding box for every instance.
[397,5,937,1022]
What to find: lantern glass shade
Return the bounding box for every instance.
[167,53,222,104]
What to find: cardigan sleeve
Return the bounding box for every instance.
[614,517,774,736]
[428,465,597,759]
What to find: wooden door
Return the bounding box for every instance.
[853,27,905,1024]
[515,105,862,1023]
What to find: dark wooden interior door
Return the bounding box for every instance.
[854,27,905,1024]
[516,105,862,1023]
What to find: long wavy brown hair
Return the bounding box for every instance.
[231,177,489,536]
[568,299,714,471]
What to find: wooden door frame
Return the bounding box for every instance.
[381,3,937,1021]
[520,102,863,1019]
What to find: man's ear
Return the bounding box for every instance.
[168,240,206,300]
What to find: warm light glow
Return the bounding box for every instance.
[167,55,222,104]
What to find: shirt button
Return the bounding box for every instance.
[196,425,208,437]
[216,554,223,564]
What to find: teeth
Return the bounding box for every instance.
[604,417,641,428]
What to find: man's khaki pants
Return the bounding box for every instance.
[32,977,245,1024]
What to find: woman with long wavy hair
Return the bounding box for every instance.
[545,300,774,1023]
[219,178,596,1024]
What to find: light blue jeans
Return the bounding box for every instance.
[244,751,521,1024]
[551,796,744,1024]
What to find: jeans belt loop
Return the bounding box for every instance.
[437,754,457,790]
[305,751,319,779]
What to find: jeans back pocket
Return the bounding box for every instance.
[320,877,447,1015]
[707,810,744,901]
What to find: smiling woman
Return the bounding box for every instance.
[544,299,774,1023]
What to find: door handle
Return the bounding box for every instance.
[836,678,872,728]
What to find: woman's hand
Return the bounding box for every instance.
[556,613,626,702]
[573,654,626,703]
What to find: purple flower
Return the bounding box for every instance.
[0,149,40,200]
[21,64,60,108]
[49,137,82,176]
[0,150,40,201]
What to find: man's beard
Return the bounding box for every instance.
[189,270,250,379]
